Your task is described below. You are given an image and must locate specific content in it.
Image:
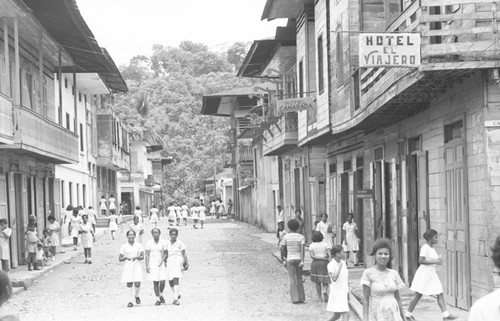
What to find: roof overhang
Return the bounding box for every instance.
[261,0,313,21]
[68,73,109,95]
[23,0,128,93]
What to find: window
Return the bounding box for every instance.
[21,68,35,109]
[317,35,324,94]
[336,27,344,85]
[76,183,80,206]
[61,180,65,207]
[298,61,304,98]
[69,182,73,205]
[408,136,421,153]
[80,123,84,152]
[374,147,384,161]
[82,184,86,208]
[97,167,101,189]
[66,113,70,130]
[444,120,463,143]
[329,163,337,174]
[344,160,352,171]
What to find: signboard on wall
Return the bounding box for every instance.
[359,33,420,68]
[356,189,373,198]
[277,97,315,115]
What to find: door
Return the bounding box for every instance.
[340,172,349,226]
[373,162,384,239]
[14,174,25,265]
[444,136,470,308]
[0,175,7,220]
[407,155,419,283]
[354,169,364,263]
[294,168,301,210]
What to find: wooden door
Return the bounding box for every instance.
[444,138,470,309]
[417,151,430,248]
[340,172,349,225]
[14,174,25,265]
[373,162,384,239]
[407,155,419,283]
[354,170,364,263]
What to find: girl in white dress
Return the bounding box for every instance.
[406,229,457,320]
[327,245,349,321]
[181,204,188,226]
[47,215,60,259]
[134,206,144,223]
[167,203,176,228]
[342,213,360,266]
[145,228,167,306]
[108,211,119,240]
[79,215,94,264]
[68,209,82,251]
[149,205,159,227]
[108,194,116,213]
[62,205,73,239]
[198,204,206,229]
[129,216,144,244]
[316,214,335,249]
[191,204,199,229]
[119,230,144,308]
[99,196,107,216]
[162,228,189,305]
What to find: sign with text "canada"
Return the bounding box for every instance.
[277,97,315,115]
[359,33,420,68]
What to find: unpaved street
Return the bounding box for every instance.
[6,219,358,321]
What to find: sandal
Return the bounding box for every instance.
[159,296,165,304]
[173,299,180,305]
[127,302,133,308]
[155,300,161,306]
[135,296,141,305]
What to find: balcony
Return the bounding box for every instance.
[263,113,298,156]
[96,110,130,172]
[332,0,500,135]
[0,104,79,163]
[0,95,13,144]
[238,146,254,163]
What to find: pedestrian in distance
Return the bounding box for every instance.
[47,215,60,260]
[0,270,20,320]
[119,230,144,308]
[468,235,500,321]
[175,203,182,226]
[181,203,189,226]
[68,208,82,251]
[316,213,336,250]
[280,219,306,304]
[290,205,305,235]
[149,205,159,227]
[145,228,167,306]
[327,245,349,321]
[342,213,360,266]
[167,203,176,228]
[108,194,116,214]
[41,229,52,261]
[276,205,284,226]
[276,221,287,248]
[129,216,145,244]
[77,205,85,216]
[108,209,119,240]
[406,229,457,320]
[227,199,233,217]
[191,203,199,229]
[309,231,331,302]
[209,200,216,218]
[0,219,12,272]
[24,224,37,271]
[134,206,144,224]
[217,200,225,219]
[198,202,206,229]
[99,195,107,216]
[361,238,406,321]
[34,243,44,270]
[87,206,97,233]
[162,228,189,306]
[62,205,73,238]
[79,214,94,264]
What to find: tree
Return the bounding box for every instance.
[227,42,250,70]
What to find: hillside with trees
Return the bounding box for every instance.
[112,41,253,204]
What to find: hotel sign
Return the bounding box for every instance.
[277,97,315,115]
[359,33,420,68]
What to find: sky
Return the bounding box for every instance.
[77,0,286,66]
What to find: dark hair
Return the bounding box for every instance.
[151,228,161,235]
[152,205,156,208]
[27,223,36,229]
[37,243,43,248]
[43,229,50,235]
[88,206,93,210]
[0,219,7,225]
[81,214,88,220]
[347,213,354,219]
[295,209,302,215]
[72,208,79,216]
[423,229,438,242]
[126,230,136,237]
[331,245,344,256]
[110,194,114,198]
[492,236,500,269]
[287,219,299,231]
[110,209,116,214]
[135,206,140,210]
[66,205,73,211]
[169,228,178,236]
[370,238,393,260]
[312,231,324,242]
[321,213,328,219]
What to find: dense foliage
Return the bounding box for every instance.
[112,41,253,204]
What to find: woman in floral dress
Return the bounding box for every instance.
[361,238,406,321]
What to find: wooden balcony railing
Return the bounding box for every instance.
[238,146,253,163]
[359,0,500,110]
[13,105,79,163]
[0,95,13,143]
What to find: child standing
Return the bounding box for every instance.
[327,245,349,321]
[109,209,119,240]
[276,221,287,248]
[47,215,60,260]
[68,208,82,251]
[79,215,94,264]
[0,219,12,272]
[87,206,97,233]
[24,224,37,271]
[309,231,331,302]
[41,230,52,261]
[35,243,44,270]
[406,229,457,320]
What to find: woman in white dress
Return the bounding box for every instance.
[119,230,144,308]
[167,203,176,228]
[342,213,360,266]
[191,204,199,229]
[129,216,144,244]
[198,204,206,229]
[327,245,349,321]
[405,229,457,320]
[108,194,116,214]
[108,210,119,240]
[79,215,95,264]
[145,228,167,306]
[149,205,159,227]
[68,209,82,251]
[47,215,60,259]
[316,214,335,249]
[62,205,73,239]
[162,228,189,305]
[99,196,107,216]
[181,204,188,226]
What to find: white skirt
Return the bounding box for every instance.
[121,260,143,283]
[70,227,79,238]
[148,256,167,281]
[50,233,60,247]
[81,237,93,248]
[410,265,443,295]
[166,255,184,281]
[327,289,349,312]
[199,213,206,221]
[150,215,159,224]
[109,222,118,231]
